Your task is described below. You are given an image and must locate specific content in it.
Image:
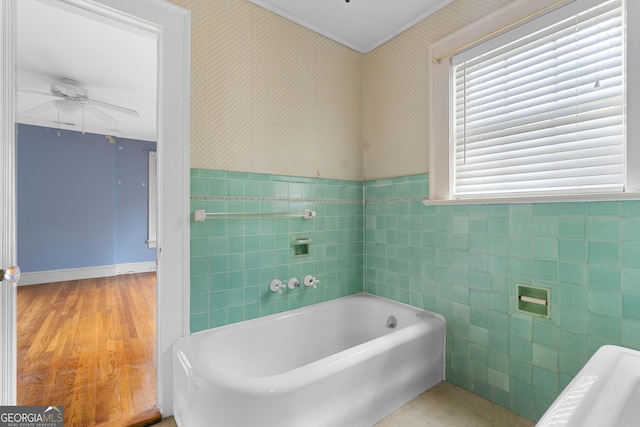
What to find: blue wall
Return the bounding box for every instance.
[17,124,156,272]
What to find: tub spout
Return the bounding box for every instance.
[386,315,397,329]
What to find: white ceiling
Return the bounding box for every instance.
[16,0,158,141]
[16,0,452,140]
[249,0,455,53]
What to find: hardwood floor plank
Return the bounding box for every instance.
[17,273,157,427]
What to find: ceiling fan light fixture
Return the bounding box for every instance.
[54,99,81,113]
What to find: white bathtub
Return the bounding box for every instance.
[173,293,446,427]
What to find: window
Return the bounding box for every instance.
[429,0,639,202]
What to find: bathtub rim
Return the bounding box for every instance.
[174,292,446,396]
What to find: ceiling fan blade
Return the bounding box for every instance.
[89,99,140,117]
[83,104,119,125]
[19,88,57,97]
[26,100,56,114]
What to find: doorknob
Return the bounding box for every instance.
[1,265,20,283]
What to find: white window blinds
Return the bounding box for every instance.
[451,0,624,199]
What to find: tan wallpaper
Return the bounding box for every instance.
[169,0,513,181]
[169,0,364,181]
[362,0,514,181]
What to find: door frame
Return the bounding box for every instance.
[0,0,191,416]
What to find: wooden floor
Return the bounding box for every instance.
[17,273,160,427]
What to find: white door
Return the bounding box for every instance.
[0,0,191,415]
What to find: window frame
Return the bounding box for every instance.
[428,0,640,204]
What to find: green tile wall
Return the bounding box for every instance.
[364,174,640,421]
[190,169,640,421]
[189,169,363,332]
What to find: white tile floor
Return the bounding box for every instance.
[156,381,535,427]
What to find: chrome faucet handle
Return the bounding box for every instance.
[304,275,319,288]
[288,277,301,289]
[270,279,284,294]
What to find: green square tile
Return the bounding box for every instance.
[533,366,559,393]
[620,201,640,216]
[622,268,640,294]
[588,201,619,216]
[190,293,209,314]
[190,177,208,195]
[558,203,587,216]
[533,322,558,348]
[488,255,509,275]
[227,179,244,196]
[488,216,508,236]
[587,217,620,242]
[228,252,245,271]
[588,264,621,291]
[210,178,228,196]
[210,291,228,310]
[558,330,587,356]
[588,241,620,266]
[510,377,534,400]
[622,243,640,269]
[509,216,532,237]
[490,331,510,353]
[533,238,558,260]
[227,271,244,288]
[488,311,509,333]
[488,368,510,391]
[559,217,586,239]
[470,217,488,234]
[488,291,509,313]
[511,257,532,278]
[191,257,210,276]
[510,204,532,215]
[190,275,209,295]
[533,217,558,238]
[510,238,532,258]
[207,275,227,297]
[558,284,587,308]
[227,288,244,307]
[488,236,509,255]
[560,307,588,333]
[534,389,558,419]
[228,306,245,324]
[489,275,509,295]
[510,337,532,361]
[533,203,558,216]
[559,262,587,286]
[208,308,227,328]
[588,289,620,316]
[559,239,587,262]
[622,294,640,320]
[589,312,621,340]
[190,313,209,332]
[559,352,587,378]
[510,315,533,340]
[622,218,640,242]
[245,302,261,320]
[534,260,557,282]
[532,343,558,370]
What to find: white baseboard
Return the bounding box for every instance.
[18,262,157,286]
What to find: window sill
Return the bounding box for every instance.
[423,192,640,206]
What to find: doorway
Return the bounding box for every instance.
[15,1,159,424]
[1,0,190,418]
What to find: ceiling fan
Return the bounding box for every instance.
[22,78,140,125]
